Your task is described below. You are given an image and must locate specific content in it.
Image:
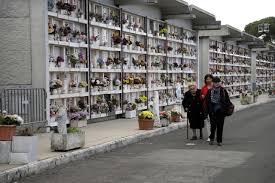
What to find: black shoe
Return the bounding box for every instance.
[209,140,214,145]
[190,136,197,140]
[217,143,222,146]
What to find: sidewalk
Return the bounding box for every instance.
[0,94,274,183]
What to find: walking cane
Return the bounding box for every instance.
[186,116,189,140]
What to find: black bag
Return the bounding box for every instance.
[222,89,234,116]
[225,101,234,116]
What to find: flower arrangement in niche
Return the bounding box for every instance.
[50,104,61,118]
[78,81,88,88]
[139,59,146,67]
[135,41,144,48]
[106,57,113,66]
[56,56,64,67]
[101,76,111,88]
[79,32,87,43]
[97,57,105,68]
[122,36,132,46]
[69,80,77,88]
[50,79,63,90]
[76,8,83,18]
[177,47,187,54]
[72,30,80,39]
[139,95,148,103]
[78,100,87,110]
[91,103,100,114]
[78,52,87,65]
[58,24,71,39]
[48,23,57,35]
[56,1,76,15]
[100,102,109,114]
[126,103,137,111]
[114,58,121,65]
[167,46,173,52]
[113,79,121,86]
[132,58,140,67]
[159,26,168,36]
[48,0,55,11]
[90,35,99,42]
[112,31,122,45]
[69,54,78,67]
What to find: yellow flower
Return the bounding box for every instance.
[138,111,154,120]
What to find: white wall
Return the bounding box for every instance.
[166,19,192,30]
[0,0,32,87]
[119,4,161,19]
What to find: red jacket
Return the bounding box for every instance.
[200,85,209,101]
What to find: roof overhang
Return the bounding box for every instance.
[115,0,191,16]
[189,5,221,30]
[221,25,265,48]
[115,0,221,30]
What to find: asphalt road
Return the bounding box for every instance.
[19,102,275,183]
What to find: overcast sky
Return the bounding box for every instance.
[187,0,275,30]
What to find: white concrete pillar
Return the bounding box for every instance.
[198,37,210,88]
[251,51,257,91]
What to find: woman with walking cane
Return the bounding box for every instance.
[182,83,205,140]
[200,74,214,141]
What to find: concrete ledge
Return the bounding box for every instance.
[0,122,186,183]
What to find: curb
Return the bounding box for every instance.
[234,98,275,112]
[0,122,186,183]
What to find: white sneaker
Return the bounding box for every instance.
[207,138,210,142]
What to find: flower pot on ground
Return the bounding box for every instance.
[138,111,155,130]
[125,103,137,119]
[51,128,85,151]
[125,110,136,118]
[0,114,23,141]
[160,111,169,127]
[10,127,38,165]
[240,93,252,105]
[170,111,182,123]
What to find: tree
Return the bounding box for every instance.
[244,17,275,43]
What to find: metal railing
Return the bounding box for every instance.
[0,88,47,125]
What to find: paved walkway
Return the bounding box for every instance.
[0,94,273,173]
[19,101,275,183]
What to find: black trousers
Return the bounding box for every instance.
[209,112,225,143]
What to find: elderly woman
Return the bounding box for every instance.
[182,83,205,140]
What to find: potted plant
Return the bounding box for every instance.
[138,111,155,130]
[0,114,23,141]
[240,92,252,105]
[78,81,88,93]
[159,28,168,37]
[51,127,85,151]
[48,23,57,40]
[69,80,78,93]
[70,109,88,128]
[69,54,78,68]
[49,79,63,95]
[170,110,182,122]
[125,103,137,119]
[112,31,122,47]
[113,78,121,90]
[97,57,105,68]
[160,111,169,127]
[10,126,38,164]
